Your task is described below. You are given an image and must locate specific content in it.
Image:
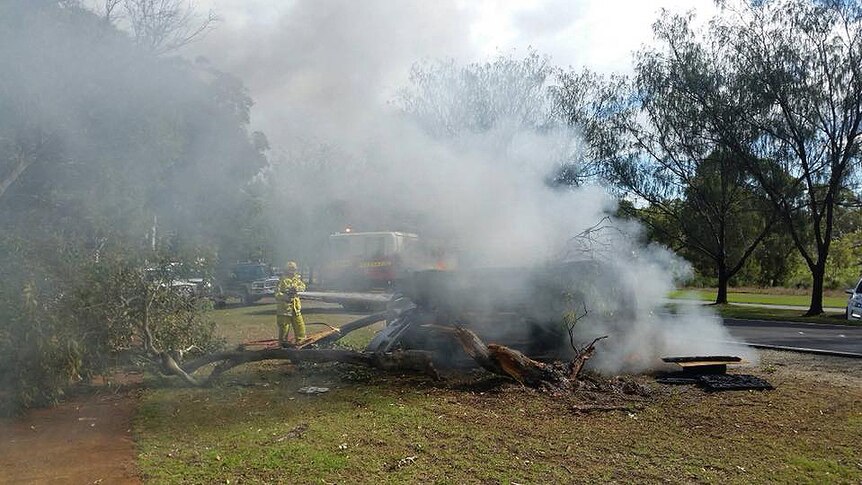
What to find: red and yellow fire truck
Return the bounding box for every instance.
[321,231,451,292]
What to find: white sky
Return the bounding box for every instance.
[194,0,716,73]
[184,0,718,141]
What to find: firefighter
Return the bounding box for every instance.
[276,261,306,346]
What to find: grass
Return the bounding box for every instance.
[210,299,384,349]
[133,302,862,483]
[715,304,858,325]
[667,288,862,325]
[668,289,849,308]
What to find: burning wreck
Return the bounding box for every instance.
[151,226,761,391]
[368,261,632,365]
[158,260,646,390]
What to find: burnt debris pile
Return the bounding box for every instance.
[657,356,773,392]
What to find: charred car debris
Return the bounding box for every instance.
[196,260,771,393]
[363,265,770,392]
[151,245,771,392]
[366,262,626,363]
[657,356,773,391]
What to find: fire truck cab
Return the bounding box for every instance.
[323,231,423,291]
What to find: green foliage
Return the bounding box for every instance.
[0,282,83,414]
[0,0,268,268]
[638,1,862,310]
[824,231,862,289]
[0,239,222,415]
[0,1,264,412]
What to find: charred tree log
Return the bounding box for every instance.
[568,336,606,380]
[437,325,605,390]
[433,326,566,387]
[444,325,504,375]
[165,348,439,386]
[486,343,567,387]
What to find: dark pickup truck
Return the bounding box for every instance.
[215,262,280,306]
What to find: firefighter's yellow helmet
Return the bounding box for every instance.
[285,261,298,272]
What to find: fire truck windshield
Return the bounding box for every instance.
[330,233,393,259]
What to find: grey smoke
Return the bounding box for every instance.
[191,0,755,371]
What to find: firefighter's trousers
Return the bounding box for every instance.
[277,312,306,343]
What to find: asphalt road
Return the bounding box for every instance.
[724,318,862,355]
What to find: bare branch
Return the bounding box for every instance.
[103,0,123,23]
[123,0,218,55]
[562,217,627,261]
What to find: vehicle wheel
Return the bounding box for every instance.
[241,292,252,306]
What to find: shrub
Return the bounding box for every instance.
[0,247,222,415]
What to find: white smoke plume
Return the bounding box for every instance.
[192,0,755,371]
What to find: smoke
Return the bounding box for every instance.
[560,221,758,373]
[191,0,474,144]
[194,0,755,371]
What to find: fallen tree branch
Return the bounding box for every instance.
[433,325,570,388]
[569,335,607,380]
[160,352,200,386]
[433,325,607,390]
[314,311,389,347]
[165,348,439,386]
[430,325,503,375]
[181,311,390,371]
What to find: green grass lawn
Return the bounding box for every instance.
[668,289,849,308]
[715,304,856,325]
[665,291,860,325]
[133,302,862,483]
[136,365,861,484]
[210,299,385,350]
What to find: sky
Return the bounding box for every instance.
[195,0,717,72]
[187,0,718,138]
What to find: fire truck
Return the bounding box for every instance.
[321,231,449,292]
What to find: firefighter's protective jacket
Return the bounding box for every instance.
[276,274,306,315]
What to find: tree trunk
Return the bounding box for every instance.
[715,261,729,305]
[806,262,826,316]
[314,312,388,347]
[438,326,602,390]
[164,348,439,386]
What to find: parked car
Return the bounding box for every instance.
[845,278,862,320]
[144,262,214,299]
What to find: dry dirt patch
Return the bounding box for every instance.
[0,374,142,484]
[751,349,862,388]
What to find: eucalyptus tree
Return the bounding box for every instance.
[399,51,599,186]
[399,51,556,138]
[0,0,265,410]
[638,1,862,314]
[555,40,776,304]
